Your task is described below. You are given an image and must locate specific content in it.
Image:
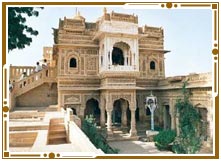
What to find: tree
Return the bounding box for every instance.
[8,7,43,51]
[172,81,202,154]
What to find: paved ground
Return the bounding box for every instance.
[109,141,174,154]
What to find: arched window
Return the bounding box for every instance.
[70,58,77,68]
[112,47,124,65]
[150,61,155,70]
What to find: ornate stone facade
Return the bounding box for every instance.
[9,9,213,144]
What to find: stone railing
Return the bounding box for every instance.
[12,67,57,97]
[10,65,35,82]
[63,108,103,154]
[100,65,136,72]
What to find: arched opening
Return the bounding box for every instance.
[113,100,122,124]
[70,58,77,68]
[163,105,171,130]
[198,107,208,141]
[85,98,100,125]
[112,98,130,127]
[150,61,155,70]
[112,47,124,65]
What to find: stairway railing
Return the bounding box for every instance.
[12,67,57,97]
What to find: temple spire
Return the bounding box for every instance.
[103,7,107,14]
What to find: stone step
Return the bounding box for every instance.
[12,107,48,111]
[50,118,64,124]
[49,125,65,131]
[9,118,43,122]
[48,138,67,145]
[9,111,45,119]
[49,133,67,140]
[10,125,48,131]
[9,132,38,147]
[49,130,66,135]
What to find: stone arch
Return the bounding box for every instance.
[84,98,101,125]
[148,56,158,72]
[112,42,131,66]
[65,52,80,74]
[150,61,156,70]
[85,96,100,105]
[112,98,130,126]
[69,57,77,68]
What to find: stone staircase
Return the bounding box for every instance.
[47,118,68,145]
[9,108,48,148]
[12,67,56,97]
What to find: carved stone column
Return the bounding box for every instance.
[130,109,137,137]
[99,97,106,127]
[79,104,85,120]
[121,102,127,128]
[106,109,113,136]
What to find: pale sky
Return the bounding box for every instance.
[7,7,212,77]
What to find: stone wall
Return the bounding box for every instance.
[16,83,58,107]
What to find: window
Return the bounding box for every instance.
[112,47,124,65]
[70,58,77,68]
[150,61,155,70]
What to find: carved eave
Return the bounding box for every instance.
[93,31,139,40]
[54,44,99,48]
[98,86,139,90]
[139,48,170,54]
[99,71,140,79]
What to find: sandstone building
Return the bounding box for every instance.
[9,9,213,146]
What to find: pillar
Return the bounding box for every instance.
[79,104,85,120]
[106,109,113,136]
[121,102,127,128]
[129,109,137,137]
[100,109,106,127]
[99,96,106,127]
[121,109,127,128]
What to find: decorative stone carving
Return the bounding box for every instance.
[86,57,97,70]
[64,95,81,104]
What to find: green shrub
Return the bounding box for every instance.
[82,115,118,154]
[172,81,202,154]
[154,130,176,151]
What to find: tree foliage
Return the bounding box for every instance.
[8,7,43,51]
[172,81,202,154]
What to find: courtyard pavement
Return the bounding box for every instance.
[109,141,174,154]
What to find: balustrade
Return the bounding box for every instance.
[12,67,57,97]
[10,66,35,81]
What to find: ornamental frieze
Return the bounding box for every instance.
[111,94,131,103]
[64,95,81,104]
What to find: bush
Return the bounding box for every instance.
[172,81,202,154]
[82,115,118,154]
[154,130,176,151]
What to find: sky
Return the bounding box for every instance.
[7,6,212,77]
